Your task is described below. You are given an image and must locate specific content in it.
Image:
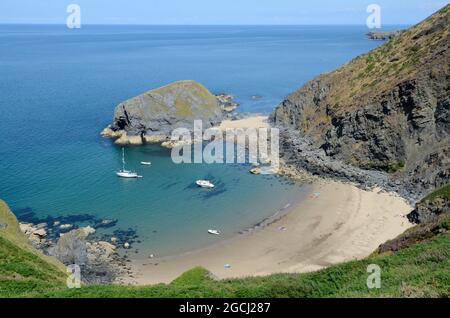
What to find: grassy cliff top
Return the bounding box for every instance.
[117,80,221,120]
[0,200,67,296]
[295,4,449,114]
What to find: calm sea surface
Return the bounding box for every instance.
[0,25,390,256]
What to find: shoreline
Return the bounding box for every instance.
[123,179,413,285]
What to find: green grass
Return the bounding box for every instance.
[0,236,67,297]
[422,184,450,203]
[0,200,67,298]
[358,160,405,173]
[1,198,449,298]
[2,234,447,298]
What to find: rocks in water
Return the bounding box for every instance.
[94,218,117,229]
[160,138,196,149]
[367,31,401,40]
[19,223,34,235]
[13,207,139,284]
[80,226,96,237]
[59,223,73,231]
[88,241,116,259]
[103,80,223,145]
[216,93,239,113]
[19,223,48,247]
[33,228,47,238]
[271,6,450,199]
[49,229,89,265]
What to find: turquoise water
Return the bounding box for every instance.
[0,25,385,256]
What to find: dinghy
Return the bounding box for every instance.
[208,229,220,235]
[140,161,152,166]
[196,180,215,188]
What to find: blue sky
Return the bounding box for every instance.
[0,0,447,25]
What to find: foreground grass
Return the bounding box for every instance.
[0,236,67,297]
[3,234,446,298]
[1,197,449,298]
[0,201,67,298]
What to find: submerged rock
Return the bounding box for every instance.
[103,80,223,145]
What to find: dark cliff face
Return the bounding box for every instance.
[272,5,450,196]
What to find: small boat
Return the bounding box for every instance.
[116,148,142,178]
[196,180,215,188]
[208,229,220,235]
[116,171,142,178]
[140,161,152,166]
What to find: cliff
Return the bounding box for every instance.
[102,80,223,145]
[272,5,450,197]
[408,184,450,224]
[0,200,67,296]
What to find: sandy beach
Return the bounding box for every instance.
[218,115,270,130]
[127,180,413,285]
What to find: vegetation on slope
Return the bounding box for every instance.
[272,4,449,185]
[325,4,449,112]
[0,200,67,297]
[23,234,450,298]
[422,184,450,203]
[1,214,448,298]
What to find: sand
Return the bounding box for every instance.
[218,116,270,131]
[126,180,413,285]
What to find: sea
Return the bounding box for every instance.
[0,24,396,256]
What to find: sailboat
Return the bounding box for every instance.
[116,148,142,178]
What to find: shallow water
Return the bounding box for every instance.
[0,24,390,256]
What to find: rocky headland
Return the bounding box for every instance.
[367,30,401,40]
[272,5,450,201]
[101,80,226,146]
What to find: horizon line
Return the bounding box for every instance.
[0,23,409,27]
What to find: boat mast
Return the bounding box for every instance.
[122,148,125,171]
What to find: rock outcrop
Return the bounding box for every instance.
[102,80,223,145]
[367,31,401,40]
[408,184,449,224]
[272,5,450,198]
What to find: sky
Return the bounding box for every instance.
[0,0,448,25]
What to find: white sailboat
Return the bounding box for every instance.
[116,148,142,178]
